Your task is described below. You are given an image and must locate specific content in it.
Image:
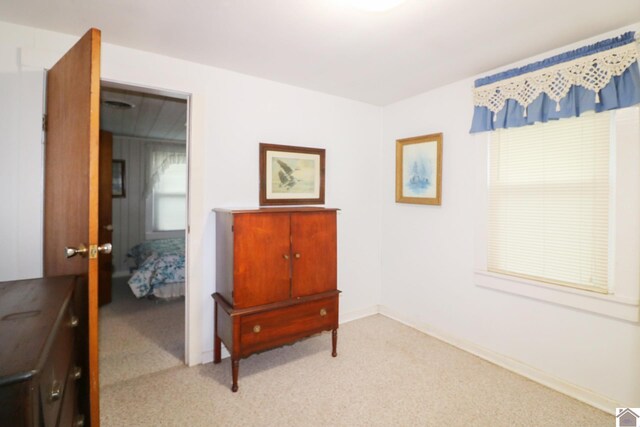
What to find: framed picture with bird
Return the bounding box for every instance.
[259,143,326,205]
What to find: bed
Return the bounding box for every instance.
[126,238,185,299]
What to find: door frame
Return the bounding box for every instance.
[99,78,192,364]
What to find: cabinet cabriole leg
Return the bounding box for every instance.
[332,328,338,357]
[231,359,239,392]
[214,334,221,364]
[214,302,221,364]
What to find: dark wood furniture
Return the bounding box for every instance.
[0,276,86,427]
[212,207,340,392]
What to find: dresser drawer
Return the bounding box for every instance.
[240,297,338,355]
[39,304,75,427]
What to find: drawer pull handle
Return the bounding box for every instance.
[49,380,62,402]
[320,308,327,317]
[72,366,82,380]
[70,315,79,327]
[75,414,85,427]
[253,325,261,333]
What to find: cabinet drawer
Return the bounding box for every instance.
[39,305,75,427]
[240,297,338,355]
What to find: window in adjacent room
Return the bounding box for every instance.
[146,145,187,233]
[152,161,186,231]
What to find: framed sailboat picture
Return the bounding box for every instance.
[259,143,325,206]
[396,133,442,205]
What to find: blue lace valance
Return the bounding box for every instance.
[470,32,640,133]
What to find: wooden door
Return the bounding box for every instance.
[291,211,337,298]
[233,213,291,308]
[98,131,113,306]
[43,28,101,427]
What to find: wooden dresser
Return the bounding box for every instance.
[212,207,340,392]
[0,276,86,427]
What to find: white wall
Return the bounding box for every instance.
[0,21,382,365]
[0,48,44,281]
[380,25,640,410]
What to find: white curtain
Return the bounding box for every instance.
[143,142,186,197]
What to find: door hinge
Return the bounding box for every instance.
[42,114,47,132]
[231,225,234,232]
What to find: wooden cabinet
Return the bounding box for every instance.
[0,276,85,427]
[213,207,340,392]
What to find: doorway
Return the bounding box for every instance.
[97,80,190,387]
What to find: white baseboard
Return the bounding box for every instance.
[339,305,380,324]
[200,305,379,363]
[377,305,622,415]
[201,347,230,364]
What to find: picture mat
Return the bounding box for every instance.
[402,141,438,198]
[265,150,321,199]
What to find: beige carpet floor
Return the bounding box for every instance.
[100,309,612,426]
[99,277,185,387]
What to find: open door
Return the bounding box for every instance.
[99,130,113,306]
[44,28,104,427]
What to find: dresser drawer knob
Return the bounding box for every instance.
[294,253,301,259]
[75,414,85,427]
[320,308,327,317]
[49,380,62,402]
[70,315,79,327]
[72,366,82,380]
[253,325,261,333]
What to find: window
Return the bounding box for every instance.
[152,162,186,231]
[488,112,610,293]
[475,106,640,321]
[145,145,187,233]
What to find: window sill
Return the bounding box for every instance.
[145,230,185,240]
[474,270,639,322]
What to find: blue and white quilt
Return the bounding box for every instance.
[127,238,185,299]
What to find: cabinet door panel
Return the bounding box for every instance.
[291,212,337,297]
[233,213,291,308]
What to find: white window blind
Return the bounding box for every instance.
[488,112,611,293]
[152,162,186,231]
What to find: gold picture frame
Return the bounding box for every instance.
[396,133,442,205]
[259,143,326,206]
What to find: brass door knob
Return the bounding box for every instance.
[98,243,112,254]
[65,244,88,258]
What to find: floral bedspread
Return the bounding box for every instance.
[127,238,185,298]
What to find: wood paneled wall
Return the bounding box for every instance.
[111,136,146,275]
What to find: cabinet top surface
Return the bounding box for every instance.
[0,276,75,384]
[213,207,339,214]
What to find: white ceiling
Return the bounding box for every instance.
[1,0,640,105]
[100,87,187,141]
